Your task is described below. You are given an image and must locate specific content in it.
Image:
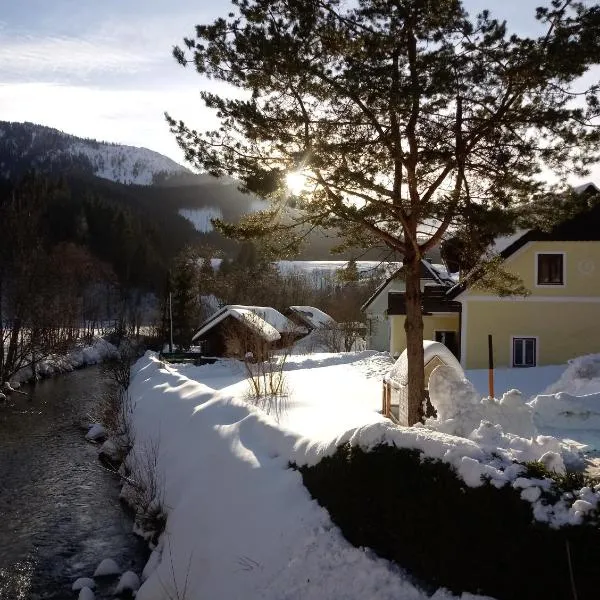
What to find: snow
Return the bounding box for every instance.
[72,577,95,591]
[426,367,535,438]
[128,350,488,600]
[276,260,400,277]
[488,229,529,255]
[93,558,121,577]
[78,588,95,600]
[85,423,107,442]
[125,346,600,598]
[427,262,459,283]
[288,305,335,329]
[465,364,565,400]
[115,571,141,594]
[192,305,305,343]
[69,140,187,185]
[12,336,119,384]
[192,307,281,342]
[386,340,463,386]
[178,207,223,232]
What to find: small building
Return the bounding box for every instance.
[285,306,336,330]
[191,305,306,358]
[382,340,464,426]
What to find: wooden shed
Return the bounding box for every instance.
[382,340,464,426]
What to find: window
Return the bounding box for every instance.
[537,253,564,285]
[434,330,459,358]
[513,337,537,367]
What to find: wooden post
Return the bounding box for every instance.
[169,292,174,353]
[488,334,495,399]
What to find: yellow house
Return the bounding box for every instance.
[365,183,600,369]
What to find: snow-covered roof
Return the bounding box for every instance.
[192,307,281,342]
[192,305,305,342]
[487,229,530,256]
[572,182,600,195]
[424,262,459,284]
[288,306,336,329]
[386,340,463,386]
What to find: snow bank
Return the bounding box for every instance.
[531,391,600,430]
[93,558,120,577]
[128,352,486,600]
[426,366,536,438]
[541,353,600,397]
[12,337,119,384]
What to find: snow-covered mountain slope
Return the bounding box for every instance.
[178,207,224,232]
[0,121,190,185]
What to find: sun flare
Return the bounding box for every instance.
[285,171,306,195]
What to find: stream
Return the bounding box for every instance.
[0,366,147,599]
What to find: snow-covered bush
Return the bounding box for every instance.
[299,442,600,600]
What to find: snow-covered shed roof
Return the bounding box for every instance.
[192,305,305,342]
[288,306,335,329]
[385,340,463,386]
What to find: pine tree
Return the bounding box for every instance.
[168,0,600,416]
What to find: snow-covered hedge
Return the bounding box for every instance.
[299,442,600,600]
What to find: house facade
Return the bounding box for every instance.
[363,260,458,355]
[455,238,600,369]
[364,184,600,370]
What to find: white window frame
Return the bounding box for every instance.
[535,251,566,288]
[511,336,539,368]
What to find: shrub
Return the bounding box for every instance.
[298,444,600,600]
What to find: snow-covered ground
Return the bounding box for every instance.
[467,356,600,452]
[466,365,564,401]
[125,347,600,599]
[128,350,493,600]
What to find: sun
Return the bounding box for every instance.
[285,171,307,195]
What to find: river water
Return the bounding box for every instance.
[0,366,148,599]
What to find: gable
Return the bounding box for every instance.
[448,193,600,299]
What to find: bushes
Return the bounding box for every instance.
[298,444,600,600]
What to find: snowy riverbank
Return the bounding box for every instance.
[7,337,120,387]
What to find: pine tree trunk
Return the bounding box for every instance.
[403,253,426,425]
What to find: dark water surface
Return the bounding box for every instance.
[0,367,147,599]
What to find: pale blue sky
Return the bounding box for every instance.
[0,1,584,172]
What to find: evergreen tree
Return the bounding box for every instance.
[168,0,600,415]
[169,247,202,350]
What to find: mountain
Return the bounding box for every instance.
[0,121,190,185]
[0,121,395,266]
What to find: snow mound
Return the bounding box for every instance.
[426,366,536,438]
[115,571,141,594]
[541,353,600,397]
[78,587,95,600]
[86,424,107,442]
[93,558,120,577]
[531,391,600,430]
[72,577,95,591]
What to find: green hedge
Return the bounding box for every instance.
[298,443,600,600]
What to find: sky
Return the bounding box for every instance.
[0,0,596,182]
